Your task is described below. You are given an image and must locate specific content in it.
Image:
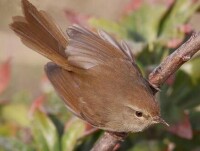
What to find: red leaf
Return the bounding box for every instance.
[64,9,89,26]
[168,111,193,139]
[166,74,175,86]
[179,24,193,34]
[123,0,174,14]
[0,99,9,105]
[166,38,182,48]
[161,0,174,6]
[29,95,45,116]
[192,0,200,3]
[85,123,94,131]
[123,0,142,13]
[0,58,11,94]
[113,143,121,151]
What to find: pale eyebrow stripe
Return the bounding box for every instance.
[123,104,150,118]
[124,104,141,112]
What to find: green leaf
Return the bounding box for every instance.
[31,110,60,151]
[128,140,166,151]
[88,17,127,38]
[44,92,71,123]
[181,57,200,84]
[0,137,34,151]
[190,111,200,131]
[0,104,30,127]
[12,90,31,104]
[61,118,86,151]
[159,69,200,124]
[0,123,17,136]
[158,0,200,40]
[121,3,166,43]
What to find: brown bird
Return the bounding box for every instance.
[10,0,168,132]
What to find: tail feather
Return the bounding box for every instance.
[10,0,72,70]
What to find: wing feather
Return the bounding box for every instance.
[45,62,81,117]
[10,0,71,70]
[66,25,135,69]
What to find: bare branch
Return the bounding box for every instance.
[149,32,200,88]
[91,132,127,151]
[90,32,200,151]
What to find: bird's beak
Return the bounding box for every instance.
[153,116,169,127]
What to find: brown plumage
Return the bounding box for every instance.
[10,0,168,132]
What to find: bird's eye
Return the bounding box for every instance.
[135,111,143,117]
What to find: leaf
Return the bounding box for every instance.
[121,3,167,43]
[1,104,30,127]
[88,18,127,38]
[159,70,200,124]
[158,0,200,40]
[29,95,45,115]
[31,110,60,151]
[189,111,200,131]
[0,123,18,137]
[123,0,142,13]
[165,74,175,86]
[44,92,71,122]
[128,140,166,151]
[179,24,192,34]
[0,137,34,151]
[61,118,86,151]
[166,38,183,48]
[64,9,89,26]
[12,91,31,104]
[0,58,11,94]
[181,57,200,84]
[168,111,193,139]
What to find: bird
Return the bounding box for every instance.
[10,0,168,133]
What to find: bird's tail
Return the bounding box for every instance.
[10,0,72,70]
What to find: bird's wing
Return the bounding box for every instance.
[45,62,82,118]
[66,25,135,69]
[45,59,146,130]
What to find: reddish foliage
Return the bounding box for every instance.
[29,95,45,115]
[81,125,98,138]
[192,0,200,3]
[179,24,193,34]
[123,0,142,13]
[85,123,94,131]
[148,0,175,6]
[64,9,89,26]
[0,58,11,94]
[166,74,175,86]
[168,111,193,139]
[161,0,174,6]
[0,99,9,105]
[167,38,182,48]
[113,143,121,151]
[123,0,174,14]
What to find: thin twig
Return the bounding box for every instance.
[91,132,127,151]
[149,32,200,88]
[90,32,200,151]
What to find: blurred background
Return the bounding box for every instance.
[0,0,200,151]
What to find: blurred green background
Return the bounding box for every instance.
[0,0,200,151]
